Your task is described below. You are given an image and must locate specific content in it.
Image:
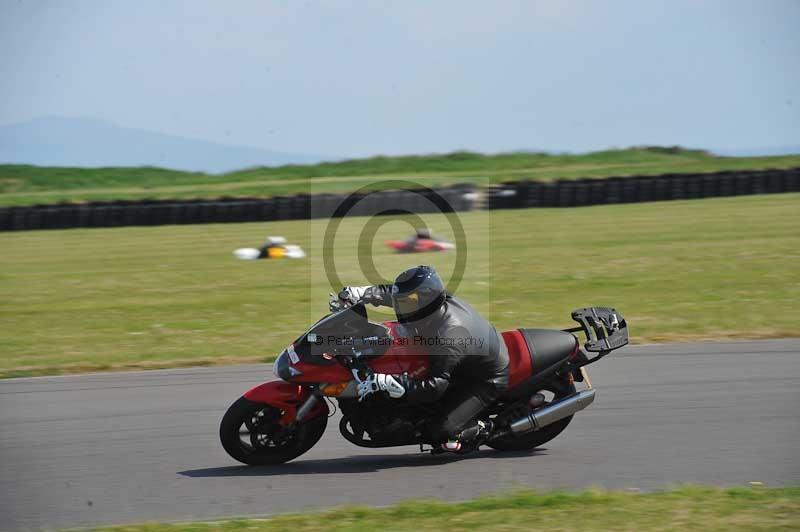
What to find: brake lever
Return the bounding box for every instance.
[329,293,356,313]
[334,347,372,383]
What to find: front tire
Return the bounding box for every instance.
[220,396,327,466]
[488,381,577,452]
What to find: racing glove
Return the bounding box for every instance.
[340,286,370,305]
[330,286,365,311]
[357,373,406,401]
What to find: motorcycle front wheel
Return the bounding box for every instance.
[220,396,327,465]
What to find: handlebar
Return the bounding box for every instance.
[329,293,350,312]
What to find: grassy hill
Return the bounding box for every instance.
[1,147,799,206]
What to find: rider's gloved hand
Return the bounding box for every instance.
[330,286,371,312]
[357,373,406,401]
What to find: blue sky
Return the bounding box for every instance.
[1,0,798,159]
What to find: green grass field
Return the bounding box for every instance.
[1,193,798,378]
[2,148,799,206]
[79,486,800,532]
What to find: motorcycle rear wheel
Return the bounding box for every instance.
[220,396,327,466]
[487,382,577,452]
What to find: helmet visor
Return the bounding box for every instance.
[393,292,420,316]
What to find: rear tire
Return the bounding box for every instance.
[220,396,327,466]
[487,382,577,452]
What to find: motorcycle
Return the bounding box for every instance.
[220,300,628,465]
[233,236,306,260]
[385,237,455,253]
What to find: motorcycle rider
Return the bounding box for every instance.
[405,227,434,247]
[258,236,286,259]
[335,265,509,452]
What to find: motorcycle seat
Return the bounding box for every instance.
[502,328,578,388]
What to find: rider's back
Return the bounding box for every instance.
[416,296,509,389]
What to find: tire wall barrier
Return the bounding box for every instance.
[485,167,800,210]
[0,184,478,232]
[1,168,798,231]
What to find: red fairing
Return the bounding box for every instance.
[243,381,329,425]
[380,321,430,378]
[286,321,430,383]
[503,329,533,389]
[385,239,447,252]
[291,358,351,383]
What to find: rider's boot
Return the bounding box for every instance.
[438,420,493,454]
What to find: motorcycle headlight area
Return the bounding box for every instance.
[272,351,302,381]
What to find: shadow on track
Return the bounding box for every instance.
[179,448,547,477]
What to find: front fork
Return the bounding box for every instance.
[294,360,371,421]
[294,394,321,423]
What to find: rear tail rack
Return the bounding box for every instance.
[564,307,628,365]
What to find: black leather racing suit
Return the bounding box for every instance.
[363,285,510,442]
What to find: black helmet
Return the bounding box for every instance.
[392,265,446,323]
[416,227,432,239]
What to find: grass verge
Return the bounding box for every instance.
[2,193,799,378]
[79,486,800,531]
[2,148,799,206]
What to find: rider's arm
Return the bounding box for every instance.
[397,325,468,403]
[363,285,393,307]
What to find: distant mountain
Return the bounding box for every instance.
[714,146,800,157]
[0,116,326,173]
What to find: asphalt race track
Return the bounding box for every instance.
[2,340,798,531]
